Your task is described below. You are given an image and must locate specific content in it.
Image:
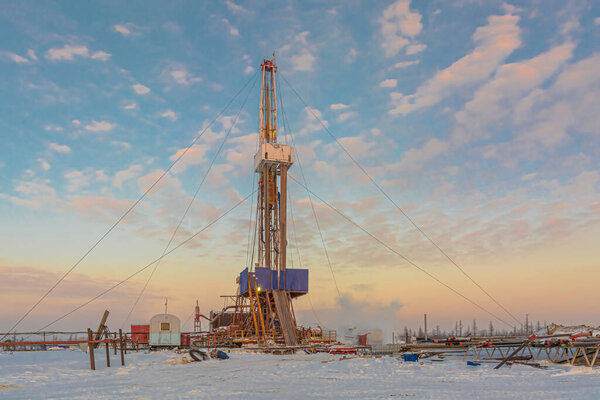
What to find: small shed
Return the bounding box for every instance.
[149,313,181,347]
[131,324,150,344]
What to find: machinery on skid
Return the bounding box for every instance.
[196,54,336,348]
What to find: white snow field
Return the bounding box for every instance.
[1,350,599,399]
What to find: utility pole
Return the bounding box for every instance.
[424,314,428,340]
[194,300,201,333]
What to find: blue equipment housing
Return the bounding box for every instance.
[239,267,308,298]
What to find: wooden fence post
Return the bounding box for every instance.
[119,329,125,366]
[124,334,127,355]
[87,329,95,370]
[113,332,117,355]
[105,341,110,367]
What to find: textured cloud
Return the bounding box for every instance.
[36,158,50,171]
[379,79,398,88]
[444,51,600,166]
[132,83,150,94]
[405,43,426,55]
[90,50,111,61]
[64,170,91,192]
[45,45,111,62]
[113,24,131,36]
[453,41,574,145]
[161,109,177,121]
[395,138,448,172]
[48,142,71,153]
[389,13,521,115]
[0,179,60,209]
[297,106,327,137]
[291,49,316,72]
[281,31,317,72]
[110,141,131,150]
[163,64,202,86]
[84,120,116,132]
[221,18,239,36]
[26,49,37,61]
[0,264,164,329]
[509,54,600,154]
[1,50,29,63]
[225,0,249,14]
[391,60,419,69]
[337,111,357,122]
[379,0,423,57]
[114,164,144,188]
[330,103,351,110]
[169,145,209,174]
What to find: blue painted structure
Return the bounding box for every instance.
[239,267,308,297]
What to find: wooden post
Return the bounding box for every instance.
[94,310,110,347]
[105,341,110,367]
[113,332,117,355]
[124,334,127,355]
[119,329,125,366]
[87,329,95,370]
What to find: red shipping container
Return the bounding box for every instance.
[181,333,190,347]
[358,334,368,346]
[131,324,150,344]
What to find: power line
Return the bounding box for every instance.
[120,72,259,328]
[182,308,197,332]
[287,186,327,329]
[1,71,259,341]
[245,173,258,268]
[27,190,255,337]
[277,74,342,302]
[280,73,521,327]
[288,175,515,329]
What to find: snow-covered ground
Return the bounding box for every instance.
[1,349,599,399]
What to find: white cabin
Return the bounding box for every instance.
[149,313,181,347]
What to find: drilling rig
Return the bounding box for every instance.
[236,54,305,346]
[206,55,318,347]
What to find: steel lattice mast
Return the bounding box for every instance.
[210,55,320,348]
[255,54,293,274]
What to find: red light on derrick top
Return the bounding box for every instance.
[261,58,277,71]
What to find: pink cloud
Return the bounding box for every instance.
[389,14,521,115]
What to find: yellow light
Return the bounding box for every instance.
[257,287,262,292]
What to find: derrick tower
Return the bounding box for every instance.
[256,55,289,273]
[233,55,308,346]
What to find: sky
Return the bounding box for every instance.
[0,0,599,338]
